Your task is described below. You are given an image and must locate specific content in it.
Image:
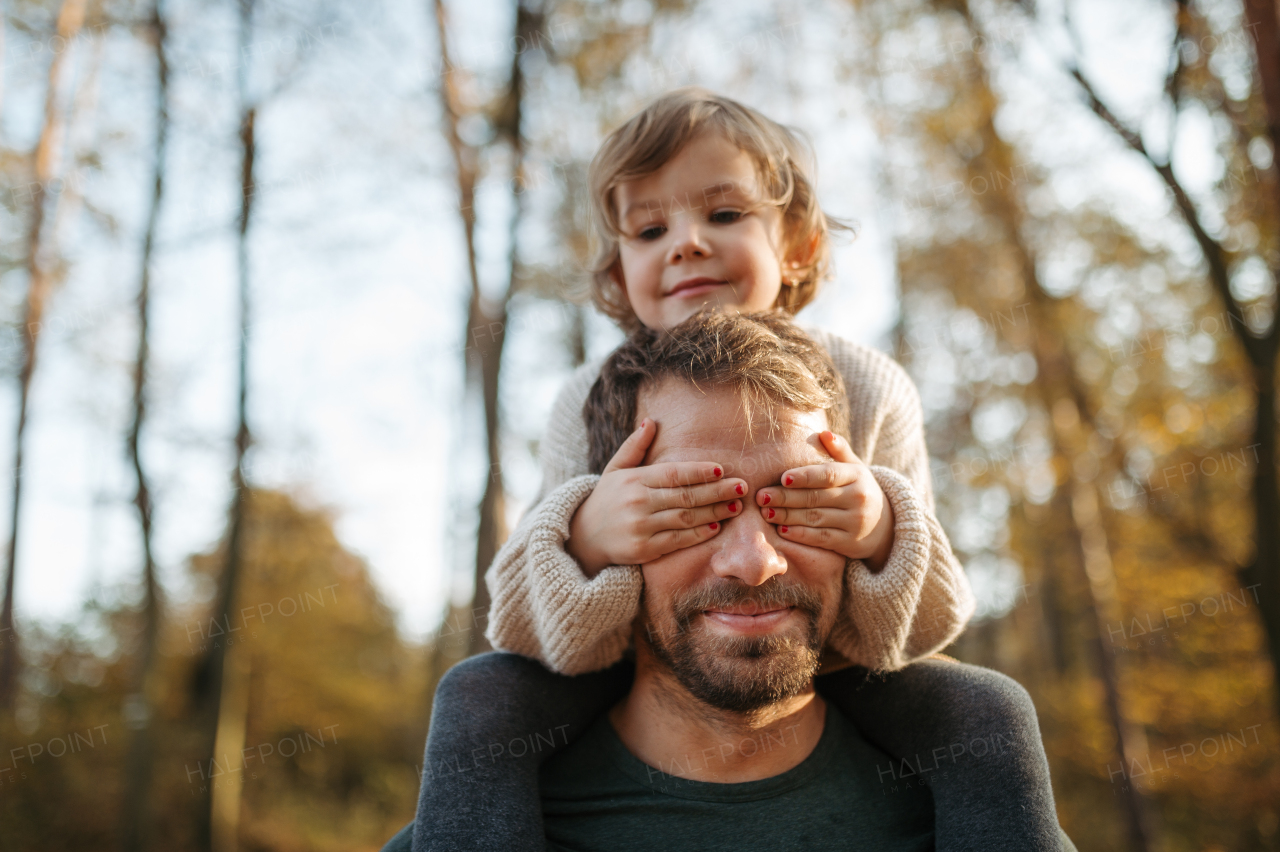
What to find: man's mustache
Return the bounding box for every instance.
[667,577,824,634]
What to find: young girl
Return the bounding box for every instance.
[411,89,1063,850]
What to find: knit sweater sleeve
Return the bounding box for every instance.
[484,361,643,674]
[809,330,976,671]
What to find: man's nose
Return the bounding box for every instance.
[666,215,709,262]
[708,506,787,587]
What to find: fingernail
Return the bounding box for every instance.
[713,466,723,478]
[767,508,775,519]
[728,501,739,513]
[735,483,745,496]
[709,521,719,531]
[779,526,789,534]
[761,493,771,505]
[784,475,794,486]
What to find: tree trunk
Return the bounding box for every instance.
[931,3,1161,845]
[1068,435,1161,851]
[1020,296,1160,852]
[464,290,507,656]
[1240,0,1280,721]
[1009,243,1161,852]
[1059,0,1280,721]
[119,3,169,849]
[1242,0,1280,193]
[467,0,541,657]
[431,0,538,657]
[194,1,256,845]
[210,650,251,852]
[0,0,88,710]
[1243,366,1280,705]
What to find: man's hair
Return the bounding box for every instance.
[587,88,851,333]
[584,310,851,474]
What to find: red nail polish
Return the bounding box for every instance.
[735,483,745,496]
[713,467,723,478]
[728,501,739,513]
[767,508,775,519]
[709,521,719,531]
[779,525,789,534]
[761,493,771,505]
[784,475,794,486]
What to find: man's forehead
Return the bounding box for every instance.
[638,380,831,471]
[648,432,827,474]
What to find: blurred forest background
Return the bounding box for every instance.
[1,0,1279,848]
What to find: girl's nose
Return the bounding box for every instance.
[708,506,787,587]
[666,215,710,262]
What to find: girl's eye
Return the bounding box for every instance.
[638,225,666,240]
[710,210,742,224]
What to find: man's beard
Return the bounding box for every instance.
[643,577,826,714]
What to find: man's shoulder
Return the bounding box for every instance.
[539,711,631,795]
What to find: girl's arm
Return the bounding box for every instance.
[484,362,642,674]
[827,464,975,669]
[812,331,976,671]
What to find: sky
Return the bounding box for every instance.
[0,0,1213,642]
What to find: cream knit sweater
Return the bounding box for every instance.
[485,328,975,675]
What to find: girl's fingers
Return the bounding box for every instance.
[649,478,746,512]
[645,520,724,559]
[603,418,658,474]
[638,460,726,491]
[649,499,743,532]
[757,485,854,509]
[774,522,851,552]
[777,461,860,490]
[759,506,847,528]
[818,430,862,465]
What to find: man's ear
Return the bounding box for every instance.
[632,609,656,655]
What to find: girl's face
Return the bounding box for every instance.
[612,133,788,329]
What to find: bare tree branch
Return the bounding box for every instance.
[0,0,89,710]
[193,2,257,848]
[430,0,542,655]
[1242,0,1280,175]
[1056,0,1280,739]
[1161,0,1189,161]
[1062,58,1273,367]
[119,1,169,847]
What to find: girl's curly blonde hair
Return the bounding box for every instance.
[588,88,851,333]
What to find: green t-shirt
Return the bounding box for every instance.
[540,703,935,852]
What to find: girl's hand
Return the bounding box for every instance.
[567,419,746,577]
[754,431,895,568]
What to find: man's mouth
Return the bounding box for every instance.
[702,605,794,633]
[666,277,727,298]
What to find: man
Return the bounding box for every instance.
[383,311,1074,851]
[537,326,936,849]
